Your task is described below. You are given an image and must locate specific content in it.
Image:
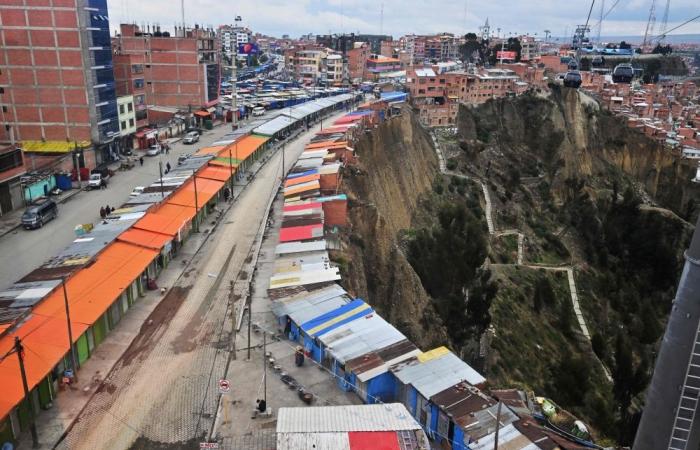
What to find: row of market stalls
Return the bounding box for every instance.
[265,104,586,450]
[0,92,361,444]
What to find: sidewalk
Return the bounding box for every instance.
[15,125,314,449]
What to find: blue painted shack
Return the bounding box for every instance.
[315,313,408,395]
[344,339,421,404]
[269,284,350,342]
[389,347,488,438]
[298,298,373,362]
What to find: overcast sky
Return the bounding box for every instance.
[109,0,700,40]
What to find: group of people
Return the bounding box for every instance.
[99,205,115,219]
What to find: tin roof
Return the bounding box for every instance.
[271,284,351,325]
[457,403,519,441]
[275,240,327,255]
[468,423,538,450]
[390,350,487,398]
[0,280,62,309]
[276,403,422,433]
[346,339,421,382]
[319,313,407,364]
[269,266,341,289]
[274,251,330,274]
[300,298,372,337]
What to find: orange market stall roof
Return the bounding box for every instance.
[305,140,347,150]
[32,242,158,325]
[195,145,225,156]
[167,177,225,208]
[0,314,90,421]
[134,203,196,236]
[198,165,233,182]
[219,134,269,162]
[284,173,320,188]
[118,228,172,250]
[194,110,210,118]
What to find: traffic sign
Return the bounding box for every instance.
[218,378,231,394]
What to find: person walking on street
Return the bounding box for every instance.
[166,162,171,173]
[139,156,144,166]
[223,186,231,202]
[99,206,106,219]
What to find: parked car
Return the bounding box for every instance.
[21,199,58,230]
[252,106,266,117]
[146,144,160,156]
[87,173,107,190]
[185,127,203,135]
[129,186,145,197]
[183,131,200,144]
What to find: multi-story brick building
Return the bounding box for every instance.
[347,42,369,82]
[112,51,148,128]
[365,54,402,81]
[0,0,120,162]
[323,53,345,86]
[112,24,220,121]
[0,144,25,214]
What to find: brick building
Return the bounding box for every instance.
[365,54,402,81]
[347,42,369,82]
[112,23,220,119]
[0,144,25,214]
[0,0,120,161]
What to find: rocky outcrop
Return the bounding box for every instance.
[337,110,448,348]
[457,87,700,217]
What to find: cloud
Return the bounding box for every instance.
[109,0,700,38]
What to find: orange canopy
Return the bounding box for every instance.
[167,177,224,208]
[219,134,268,162]
[0,241,157,420]
[134,203,196,236]
[284,181,320,197]
[32,242,158,325]
[0,314,90,420]
[118,228,172,250]
[198,165,233,182]
[284,173,320,188]
[195,145,225,156]
[305,140,347,150]
[194,110,210,118]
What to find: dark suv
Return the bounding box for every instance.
[21,199,58,229]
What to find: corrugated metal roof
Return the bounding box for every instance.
[276,403,421,433]
[458,403,519,441]
[468,423,537,450]
[277,432,350,450]
[275,240,327,255]
[319,313,407,364]
[253,114,297,136]
[347,340,421,383]
[300,299,372,337]
[269,267,340,289]
[271,285,351,325]
[274,251,330,274]
[391,351,487,398]
[0,280,62,309]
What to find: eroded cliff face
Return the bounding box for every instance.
[457,87,700,216]
[336,110,448,348]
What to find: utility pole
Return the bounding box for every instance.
[14,337,39,448]
[228,147,234,194]
[192,170,199,231]
[263,332,267,404]
[493,401,502,450]
[159,160,165,198]
[62,278,79,381]
[246,302,252,360]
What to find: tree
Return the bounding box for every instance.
[551,353,591,406]
[613,330,634,410]
[559,294,575,339]
[592,332,607,360]
[533,275,556,313]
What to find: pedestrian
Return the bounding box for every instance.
[223,186,231,202]
[139,156,144,166]
[105,205,112,215]
[99,206,106,219]
[164,143,170,154]
[166,162,171,173]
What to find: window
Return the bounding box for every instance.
[127,102,133,112]
[133,79,144,89]
[129,118,134,127]
[121,121,126,130]
[131,64,144,74]
[119,104,125,114]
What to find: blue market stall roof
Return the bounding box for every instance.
[300,299,372,337]
[380,91,408,103]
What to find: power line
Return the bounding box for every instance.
[655,12,700,39]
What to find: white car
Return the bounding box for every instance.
[183,131,200,144]
[129,186,145,197]
[252,106,266,117]
[146,144,160,156]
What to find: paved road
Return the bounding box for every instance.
[0,112,278,290]
[54,114,342,450]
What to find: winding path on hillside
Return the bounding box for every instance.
[431,132,612,383]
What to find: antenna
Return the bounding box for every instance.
[380,3,384,35]
[463,0,468,31]
[180,0,185,30]
[642,0,657,53]
[596,0,605,46]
